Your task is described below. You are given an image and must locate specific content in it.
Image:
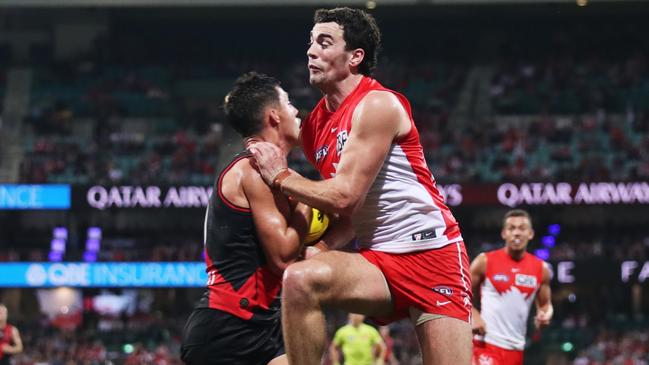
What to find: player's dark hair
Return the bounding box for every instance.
[314,7,381,76]
[224,72,280,138]
[503,209,533,227]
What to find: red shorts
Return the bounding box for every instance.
[360,241,472,325]
[472,341,523,365]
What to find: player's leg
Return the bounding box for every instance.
[377,240,472,365]
[281,251,394,365]
[414,316,472,365]
[267,354,288,365]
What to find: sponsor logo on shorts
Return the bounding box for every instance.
[315,145,329,163]
[515,273,538,288]
[432,286,453,296]
[478,354,494,365]
[493,273,509,282]
[463,294,472,308]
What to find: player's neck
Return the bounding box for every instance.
[323,74,364,112]
[0,321,6,329]
[506,247,525,261]
[244,135,292,156]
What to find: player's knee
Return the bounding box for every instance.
[283,260,333,301]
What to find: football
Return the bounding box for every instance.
[303,208,330,244]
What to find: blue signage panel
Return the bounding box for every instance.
[0,262,207,287]
[0,184,71,210]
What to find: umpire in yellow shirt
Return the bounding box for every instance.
[329,313,387,365]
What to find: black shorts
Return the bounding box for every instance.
[181,308,285,365]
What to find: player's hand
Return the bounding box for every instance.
[249,142,289,186]
[534,306,553,329]
[471,313,487,335]
[1,343,9,351]
[303,242,329,259]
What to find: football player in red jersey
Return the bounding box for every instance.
[251,7,472,365]
[470,209,553,365]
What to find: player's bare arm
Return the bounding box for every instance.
[375,338,387,365]
[329,342,342,365]
[240,159,311,275]
[1,327,23,354]
[313,214,354,252]
[534,263,553,329]
[251,90,410,216]
[470,253,487,335]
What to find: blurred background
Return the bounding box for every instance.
[1,0,649,364]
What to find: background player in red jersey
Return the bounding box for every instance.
[251,7,472,365]
[470,209,553,365]
[0,304,23,365]
[180,72,311,365]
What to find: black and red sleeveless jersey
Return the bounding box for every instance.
[196,151,282,323]
[0,324,14,361]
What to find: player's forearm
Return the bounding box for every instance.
[319,215,355,250]
[288,202,311,242]
[376,345,387,365]
[329,347,341,365]
[278,172,361,216]
[3,344,23,354]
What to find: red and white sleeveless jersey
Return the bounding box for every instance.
[300,76,462,253]
[480,248,544,350]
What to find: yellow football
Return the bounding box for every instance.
[303,208,330,244]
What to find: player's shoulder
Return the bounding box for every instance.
[362,323,380,335]
[353,90,407,132]
[526,251,545,264]
[358,90,402,112]
[229,154,253,175]
[234,155,267,189]
[472,251,491,264]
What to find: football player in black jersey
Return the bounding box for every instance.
[181,72,312,365]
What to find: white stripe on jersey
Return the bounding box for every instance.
[354,144,462,253]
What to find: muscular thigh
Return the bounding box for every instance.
[306,251,393,316]
[416,317,472,365]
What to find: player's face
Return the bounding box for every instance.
[307,22,353,88]
[501,216,534,252]
[380,326,390,337]
[349,313,365,326]
[276,87,300,145]
[0,306,7,322]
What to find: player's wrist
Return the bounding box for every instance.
[271,169,291,189]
